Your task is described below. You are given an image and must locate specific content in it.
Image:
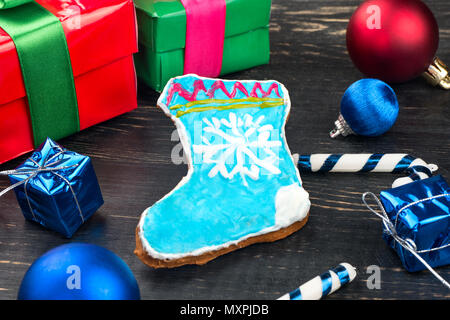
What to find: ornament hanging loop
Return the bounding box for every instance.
[423,57,450,90]
[330,114,354,138]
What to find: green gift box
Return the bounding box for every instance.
[134,0,271,91]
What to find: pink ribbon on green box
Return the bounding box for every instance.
[180,0,226,77]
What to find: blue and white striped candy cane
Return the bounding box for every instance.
[278,263,356,300]
[295,154,438,174]
[392,165,434,188]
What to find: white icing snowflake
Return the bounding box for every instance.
[193,113,282,186]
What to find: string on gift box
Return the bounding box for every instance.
[0,148,85,223]
[362,192,450,290]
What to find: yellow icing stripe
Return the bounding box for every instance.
[176,101,284,117]
[170,97,284,110]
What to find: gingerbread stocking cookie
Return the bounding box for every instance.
[135,75,311,268]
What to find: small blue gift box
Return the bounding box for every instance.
[380,175,450,272]
[8,138,104,238]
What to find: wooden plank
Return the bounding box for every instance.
[0,0,449,300]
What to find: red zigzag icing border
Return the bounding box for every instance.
[166,80,282,105]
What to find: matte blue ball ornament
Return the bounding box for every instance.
[330,79,399,138]
[18,243,140,300]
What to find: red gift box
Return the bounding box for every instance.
[0,0,138,164]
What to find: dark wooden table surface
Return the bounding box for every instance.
[1,0,449,300]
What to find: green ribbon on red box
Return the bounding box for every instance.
[0,0,79,146]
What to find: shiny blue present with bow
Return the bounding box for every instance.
[8,138,104,238]
[379,175,450,272]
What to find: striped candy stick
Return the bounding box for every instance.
[391,165,434,188]
[278,263,357,300]
[295,154,438,174]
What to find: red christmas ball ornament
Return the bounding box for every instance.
[347,0,449,89]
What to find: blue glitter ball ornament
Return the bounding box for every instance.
[18,243,140,300]
[330,79,399,138]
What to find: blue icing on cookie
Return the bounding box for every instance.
[139,75,309,257]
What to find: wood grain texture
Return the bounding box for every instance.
[0,0,449,300]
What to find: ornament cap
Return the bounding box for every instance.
[330,114,354,138]
[423,57,450,90]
